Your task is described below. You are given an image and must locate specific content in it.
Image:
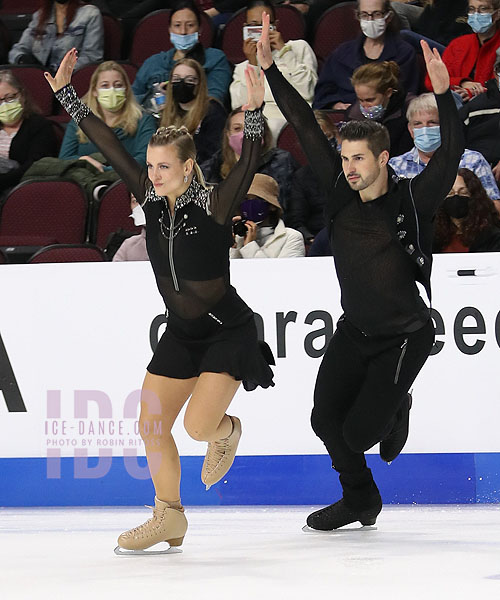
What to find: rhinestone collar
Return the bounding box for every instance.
[145,178,211,214]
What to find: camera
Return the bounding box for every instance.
[232,219,249,237]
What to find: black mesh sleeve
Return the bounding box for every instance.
[263,62,342,193]
[55,84,149,203]
[209,108,265,225]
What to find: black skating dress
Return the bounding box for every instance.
[56,85,275,391]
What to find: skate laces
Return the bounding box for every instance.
[205,437,231,473]
[122,504,165,539]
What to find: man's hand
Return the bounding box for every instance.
[421,40,449,95]
[256,12,274,70]
[243,38,258,66]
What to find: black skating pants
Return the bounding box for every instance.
[311,317,435,509]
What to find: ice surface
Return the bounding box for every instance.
[1,505,499,600]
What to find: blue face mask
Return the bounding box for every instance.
[170,31,199,51]
[467,13,493,34]
[413,126,441,153]
[360,103,385,120]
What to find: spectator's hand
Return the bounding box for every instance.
[204,8,219,17]
[80,155,105,172]
[452,86,470,102]
[256,12,274,70]
[421,39,449,94]
[492,161,500,183]
[332,102,351,110]
[461,81,487,96]
[243,38,258,66]
[269,29,285,51]
[242,65,265,111]
[243,220,257,245]
[44,47,78,92]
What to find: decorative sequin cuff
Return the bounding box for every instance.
[244,108,264,141]
[55,84,91,126]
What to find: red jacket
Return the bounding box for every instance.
[425,28,500,91]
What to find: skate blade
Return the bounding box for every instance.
[114,545,183,556]
[302,524,377,534]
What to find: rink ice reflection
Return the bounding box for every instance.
[1,505,500,599]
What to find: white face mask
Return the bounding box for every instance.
[360,15,388,39]
[130,204,146,226]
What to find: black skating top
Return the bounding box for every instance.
[56,85,264,320]
[264,62,464,336]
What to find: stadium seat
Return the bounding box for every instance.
[28,243,106,263]
[313,2,359,69]
[103,14,123,61]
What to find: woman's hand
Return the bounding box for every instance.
[256,11,274,70]
[242,220,257,245]
[461,81,487,97]
[80,155,105,172]
[242,65,265,111]
[44,47,78,92]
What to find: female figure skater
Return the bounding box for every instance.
[45,49,272,554]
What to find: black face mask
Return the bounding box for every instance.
[443,194,469,219]
[172,80,196,104]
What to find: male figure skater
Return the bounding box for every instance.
[257,14,464,529]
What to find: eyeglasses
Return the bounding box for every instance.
[0,92,19,104]
[467,5,495,14]
[171,76,199,85]
[356,10,387,20]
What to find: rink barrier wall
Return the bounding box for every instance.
[0,257,499,506]
[0,453,499,506]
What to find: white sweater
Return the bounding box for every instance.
[230,220,305,259]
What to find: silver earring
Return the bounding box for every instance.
[184,175,188,183]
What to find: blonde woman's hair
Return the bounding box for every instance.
[150,125,209,188]
[406,92,437,122]
[351,61,400,95]
[77,61,143,143]
[160,58,210,134]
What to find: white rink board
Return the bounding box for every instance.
[0,254,499,459]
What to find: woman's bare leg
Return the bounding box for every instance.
[139,372,197,502]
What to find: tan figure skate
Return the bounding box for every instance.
[201,415,242,490]
[114,497,188,555]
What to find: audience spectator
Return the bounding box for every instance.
[0,69,57,195]
[8,0,103,73]
[200,106,298,209]
[286,111,340,244]
[132,0,232,107]
[308,226,332,256]
[460,50,500,179]
[230,174,305,258]
[434,168,500,252]
[59,61,156,169]
[203,0,247,27]
[113,195,149,262]
[389,92,500,201]
[230,0,317,142]
[413,0,470,47]
[390,1,424,30]
[159,58,226,164]
[313,0,418,110]
[425,0,500,102]
[347,60,414,156]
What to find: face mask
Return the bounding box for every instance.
[360,103,385,120]
[229,131,244,155]
[0,100,23,125]
[172,80,197,104]
[130,204,146,227]
[413,125,441,153]
[360,16,388,39]
[97,88,126,111]
[443,195,469,219]
[241,197,270,222]
[170,31,199,51]
[467,13,493,34]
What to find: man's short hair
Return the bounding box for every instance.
[339,120,390,158]
[406,93,438,122]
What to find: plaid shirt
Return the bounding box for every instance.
[389,147,500,200]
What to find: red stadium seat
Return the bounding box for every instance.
[0,180,88,246]
[28,243,106,263]
[277,123,307,166]
[0,0,38,13]
[103,14,123,61]
[92,180,141,249]
[221,5,306,65]
[129,9,215,67]
[313,2,359,68]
